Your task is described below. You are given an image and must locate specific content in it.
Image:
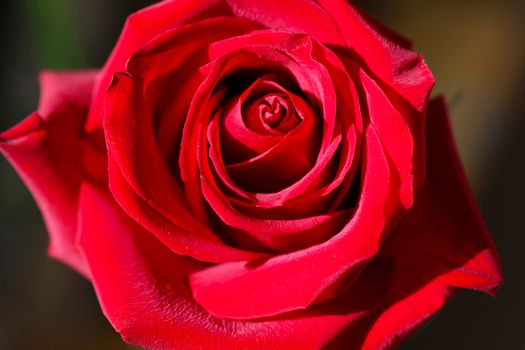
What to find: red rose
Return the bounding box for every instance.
[0,1,502,349]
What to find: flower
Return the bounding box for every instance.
[0,1,502,349]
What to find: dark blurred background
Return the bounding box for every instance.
[0,1,523,349]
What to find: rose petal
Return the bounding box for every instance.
[105,72,265,263]
[359,69,416,208]
[225,0,434,111]
[123,17,262,161]
[204,33,353,206]
[225,0,345,45]
[217,75,301,164]
[86,0,234,130]
[360,97,502,349]
[224,107,318,192]
[77,183,378,350]
[201,173,352,252]
[208,32,338,158]
[316,0,435,112]
[0,70,100,277]
[178,34,348,233]
[190,125,397,319]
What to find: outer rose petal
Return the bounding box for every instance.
[360,97,502,349]
[316,0,434,112]
[359,69,415,208]
[0,70,101,277]
[226,0,434,111]
[77,183,377,350]
[86,0,233,130]
[224,0,345,45]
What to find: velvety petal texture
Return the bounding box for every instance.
[1,1,502,349]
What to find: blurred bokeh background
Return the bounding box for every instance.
[0,1,523,349]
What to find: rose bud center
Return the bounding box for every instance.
[259,94,289,128]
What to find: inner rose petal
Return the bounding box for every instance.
[218,75,303,165]
[259,95,287,127]
[174,31,364,254]
[188,32,362,224]
[246,93,301,134]
[222,86,319,193]
[121,28,365,244]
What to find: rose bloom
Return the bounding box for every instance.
[0,1,502,349]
